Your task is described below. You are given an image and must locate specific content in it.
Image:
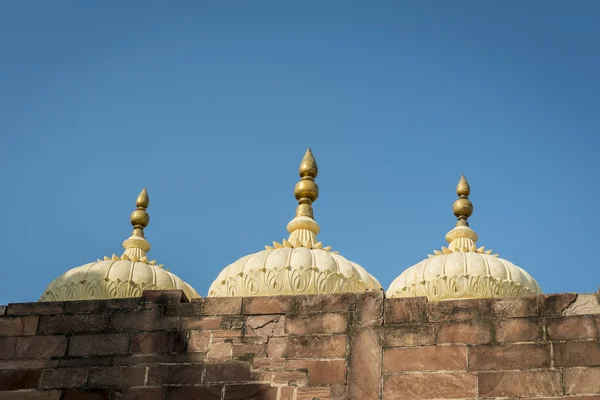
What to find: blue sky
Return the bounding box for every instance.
[1,2,598,304]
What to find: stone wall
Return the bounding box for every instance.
[0,290,599,399]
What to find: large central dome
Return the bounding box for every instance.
[208,149,381,297]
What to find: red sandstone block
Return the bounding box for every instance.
[224,384,278,400]
[181,316,223,330]
[63,390,111,400]
[0,337,16,359]
[68,333,130,356]
[114,388,165,400]
[286,359,345,385]
[554,341,600,367]
[478,370,562,397]
[101,298,142,310]
[243,296,292,314]
[15,336,67,358]
[428,298,492,322]
[147,363,204,385]
[38,313,110,334]
[141,289,189,304]
[59,358,111,367]
[527,397,600,400]
[546,315,598,340]
[495,317,543,342]
[284,335,347,359]
[293,293,356,313]
[87,366,146,388]
[271,371,308,385]
[436,321,492,345]
[266,337,287,359]
[188,330,210,352]
[540,293,578,316]
[131,332,169,354]
[167,386,223,400]
[492,296,539,318]
[197,297,243,315]
[112,352,206,366]
[286,313,348,335]
[383,372,476,400]
[40,367,88,389]
[7,302,65,316]
[0,391,62,400]
[110,309,179,332]
[296,387,331,399]
[385,297,428,324]
[469,343,550,371]
[0,370,42,390]
[246,315,285,337]
[208,341,233,360]
[356,290,384,326]
[384,345,467,372]
[383,325,435,347]
[279,387,294,400]
[164,303,203,317]
[348,327,381,400]
[0,316,38,336]
[204,363,253,383]
[565,367,600,394]
[232,343,266,359]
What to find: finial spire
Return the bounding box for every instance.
[286,148,321,246]
[122,188,151,259]
[446,175,478,250]
[453,175,473,227]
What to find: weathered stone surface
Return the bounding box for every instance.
[540,293,577,316]
[383,324,435,347]
[0,316,38,336]
[356,290,384,326]
[286,359,345,385]
[284,335,347,359]
[39,314,109,334]
[564,367,600,394]
[492,296,539,318]
[0,370,43,390]
[293,293,356,313]
[147,364,204,385]
[224,384,278,400]
[167,386,223,400]
[385,297,428,324]
[15,336,67,358]
[469,343,551,371]
[563,294,600,316]
[478,370,562,397]
[347,328,381,400]
[69,334,129,356]
[114,388,165,400]
[495,317,543,342]
[428,298,492,322]
[204,363,253,383]
[188,330,210,352]
[436,321,491,344]
[246,315,285,337]
[384,346,467,372]
[0,391,62,400]
[383,373,476,400]
[243,296,292,314]
[286,313,347,335]
[554,341,600,367]
[87,366,146,388]
[546,315,598,339]
[40,367,88,389]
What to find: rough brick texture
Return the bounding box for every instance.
[0,290,599,399]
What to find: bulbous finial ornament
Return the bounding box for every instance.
[122,188,151,255]
[452,175,473,227]
[294,148,319,218]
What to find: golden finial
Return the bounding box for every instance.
[452,175,473,227]
[294,148,319,219]
[122,188,151,258]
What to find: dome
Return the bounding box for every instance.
[387,175,541,301]
[208,149,381,297]
[40,189,200,302]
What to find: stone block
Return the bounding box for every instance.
[554,341,600,367]
[286,359,346,385]
[40,367,88,389]
[284,335,347,359]
[87,366,146,388]
[38,314,110,335]
[478,370,562,397]
[113,388,165,400]
[285,313,347,335]
[243,296,292,314]
[495,317,543,342]
[428,298,492,322]
[469,343,551,371]
[204,363,253,383]
[147,364,204,385]
[546,315,598,340]
[384,345,467,372]
[246,315,285,337]
[436,321,492,345]
[383,325,435,347]
[188,330,210,353]
[0,316,38,336]
[207,341,232,360]
[181,316,223,330]
[383,372,476,400]
[0,337,16,359]
[540,293,577,316]
[385,297,428,324]
[141,289,189,304]
[564,367,600,394]
[348,328,381,400]
[492,296,539,318]
[0,391,62,400]
[356,290,384,326]
[292,293,356,313]
[15,336,67,358]
[563,294,600,316]
[0,370,43,390]
[201,297,243,315]
[110,310,179,332]
[63,390,111,400]
[131,332,169,354]
[223,384,278,400]
[68,334,130,356]
[167,386,223,400]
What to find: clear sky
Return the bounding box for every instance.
[1,1,598,304]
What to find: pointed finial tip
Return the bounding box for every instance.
[136,188,150,209]
[456,175,470,197]
[299,148,318,179]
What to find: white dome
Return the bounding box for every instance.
[386,251,541,300]
[209,246,381,297]
[40,257,200,302]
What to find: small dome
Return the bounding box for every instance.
[387,175,542,301]
[40,258,200,302]
[208,149,381,297]
[40,189,200,302]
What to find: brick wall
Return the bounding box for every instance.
[0,290,599,399]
